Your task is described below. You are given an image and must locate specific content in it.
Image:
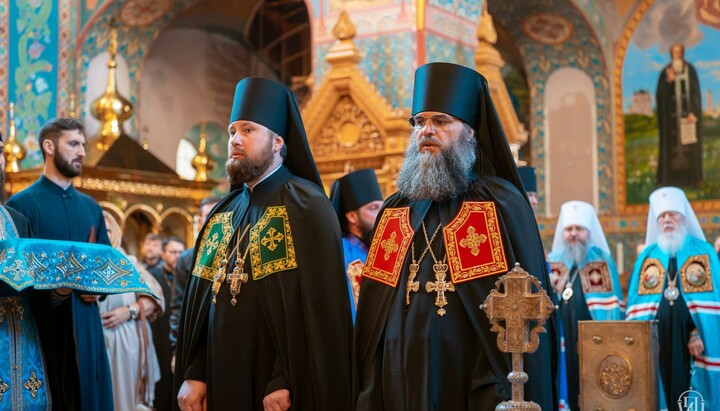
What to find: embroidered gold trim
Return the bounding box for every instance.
[580,261,613,293]
[362,207,414,288]
[549,262,569,296]
[638,258,665,295]
[444,202,508,284]
[192,211,235,281]
[681,255,713,293]
[249,206,298,280]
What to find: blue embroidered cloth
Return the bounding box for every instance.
[0,238,154,296]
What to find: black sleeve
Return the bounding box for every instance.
[184,317,208,383]
[264,356,290,396]
[170,250,193,349]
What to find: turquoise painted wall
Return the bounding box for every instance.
[8,0,61,168]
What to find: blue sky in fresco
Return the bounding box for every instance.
[624,24,720,113]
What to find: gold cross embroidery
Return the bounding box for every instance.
[459,226,487,256]
[406,262,420,305]
[24,372,43,399]
[227,262,249,306]
[0,378,8,401]
[425,262,455,316]
[205,233,220,256]
[261,227,284,251]
[381,231,399,261]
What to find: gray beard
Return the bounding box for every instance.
[657,225,688,256]
[672,58,685,74]
[561,241,589,267]
[396,126,477,201]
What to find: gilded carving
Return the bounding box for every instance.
[315,96,384,157]
[597,354,632,398]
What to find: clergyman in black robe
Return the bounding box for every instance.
[656,43,703,188]
[353,63,558,411]
[174,77,353,410]
[7,118,114,411]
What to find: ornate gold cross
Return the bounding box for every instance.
[261,227,284,251]
[0,378,8,401]
[405,262,420,305]
[23,372,43,399]
[480,263,556,411]
[425,262,455,316]
[460,226,487,256]
[227,261,249,306]
[211,259,228,304]
[381,231,399,260]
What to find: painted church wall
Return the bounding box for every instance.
[545,67,597,215]
[138,28,277,171]
[2,0,71,169]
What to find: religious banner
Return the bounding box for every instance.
[362,207,413,287]
[0,238,154,296]
[443,201,508,284]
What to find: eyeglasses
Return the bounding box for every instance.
[408,114,457,130]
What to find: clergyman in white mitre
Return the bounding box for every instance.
[626,186,720,410]
[547,200,625,411]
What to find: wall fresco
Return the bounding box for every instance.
[622,0,720,204]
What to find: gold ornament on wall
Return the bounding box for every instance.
[191,122,216,182]
[4,102,26,173]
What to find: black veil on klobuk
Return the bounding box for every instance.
[229,77,322,188]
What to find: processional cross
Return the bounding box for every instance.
[480,263,556,411]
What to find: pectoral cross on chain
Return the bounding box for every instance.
[425,262,455,316]
[227,260,248,306]
[406,262,420,305]
[212,259,228,304]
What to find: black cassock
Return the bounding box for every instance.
[353,175,558,411]
[557,265,592,411]
[174,166,353,410]
[656,63,703,187]
[657,257,694,406]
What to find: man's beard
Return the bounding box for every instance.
[396,126,477,201]
[358,218,375,246]
[657,224,688,256]
[672,58,685,74]
[561,240,589,267]
[54,153,82,178]
[225,138,275,187]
